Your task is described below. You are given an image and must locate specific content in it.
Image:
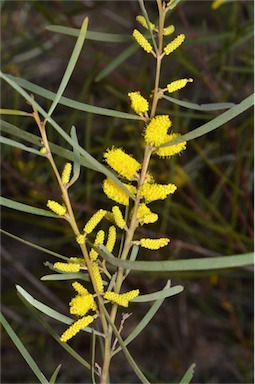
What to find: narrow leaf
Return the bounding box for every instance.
[49,365,61,384]
[0,136,41,155]
[132,284,183,302]
[163,95,235,111]
[0,313,49,384]
[0,196,57,217]
[0,108,32,116]
[179,363,196,384]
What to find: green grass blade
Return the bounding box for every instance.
[47,17,88,119]
[162,95,235,111]
[49,365,61,384]
[132,284,183,302]
[0,135,41,155]
[160,94,254,147]
[41,273,90,282]
[3,73,140,120]
[0,108,32,116]
[0,229,70,261]
[99,245,254,271]
[46,25,132,42]
[69,125,81,185]
[16,285,103,336]
[179,363,196,384]
[0,313,50,384]
[95,44,138,82]
[0,196,58,217]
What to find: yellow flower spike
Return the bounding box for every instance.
[76,234,85,245]
[144,115,172,147]
[89,230,105,260]
[104,289,139,307]
[167,78,193,93]
[136,15,155,30]
[105,226,117,253]
[112,206,126,230]
[128,91,149,116]
[136,203,158,225]
[164,34,185,55]
[140,238,170,249]
[72,281,89,296]
[163,25,175,36]
[104,147,141,180]
[60,315,94,343]
[53,262,80,273]
[84,209,106,234]
[61,162,72,185]
[155,133,187,158]
[47,200,66,216]
[91,262,104,293]
[103,178,136,206]
[132,29,153,53]
[69,294,97,317]
[138,182,177,203]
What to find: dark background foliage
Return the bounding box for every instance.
[1,1,254,383]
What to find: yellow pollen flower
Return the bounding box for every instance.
[136,15,155,30]
[91,262,104,293]
[140,237,170,249]
[164,34,185,55]
[163,25,175,36]
[69,294,96,317]
[155,133,187,158]
[167,78,193,93]
[112,206,126,229]
[47,200,66,216]
[89,230,105,260]
[53,262,80,273]
[72,281,89,296]
[136,203,158,225]
[61,162,72,185]
[84,209,106,234]
[104,289,139,307]
[132,29,153,53]
[138,182,177,203]
[60,315,94,343]
[128,91,149,116]
[144,115,172,147]
[105,226,117,253]
[103,178,136,206]
[104,147,141,180]
[76,234,85,244]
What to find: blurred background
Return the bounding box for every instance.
[1,1,254,383]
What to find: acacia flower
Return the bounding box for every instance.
[136,15,155,30]
[128,91,149,116]
[140,238,170,249]
[53,262,80,273]
[84,209,106,234]
[40,147,47,154]
[69,293,97,316]
[104,147,141,180]
[112,206,126,229]
[132,29,153,53]
[136,203,158,225]
[144,115,172,147]
[61,162,72,185]
[105,226,117,253]
[155,133,187,158]
[104,289,139,307]
[76,234,85,244]
[47,200,66,216]
[163,25,175,36]
[138,182,177,203]
[103,178,136,206]
[72,281,89,296]
[164,34,185,55]
[60,315,94,343]
[91,262,104,293]
[167,78,193,93]
[89,230,105,260]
